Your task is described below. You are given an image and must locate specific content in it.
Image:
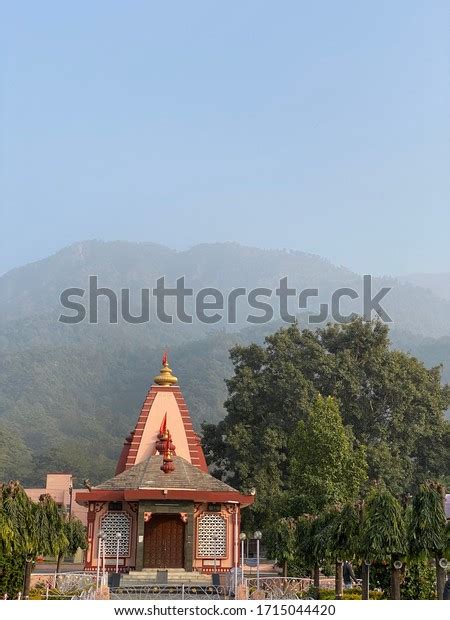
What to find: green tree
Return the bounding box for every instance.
[325,503,361,599]
[296,512,337,592]
[203,320,450,531]
[34,494,68,558]
[408,481,448,599]
[296,515,321,588]
[56,516,87,573]
[288,395,367,515]
[267,517,297,577]
[360,487,407,600]
[0,482,68,598]
[1,481,37,597]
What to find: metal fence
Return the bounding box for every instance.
[5,573,315,601]
[108,585,228,600]
[5,573,228,600]
[2,572,99,600]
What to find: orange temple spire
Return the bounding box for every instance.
[117,354,208,474]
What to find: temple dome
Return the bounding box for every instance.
[154,352,178,386]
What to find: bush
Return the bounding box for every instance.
[287,558,313,578]
[0,552,24,598]
[317,588,335,599]
[369,562,391,595]
[28,582,85,600]
[304,587,386,600]
[402,559,436,600]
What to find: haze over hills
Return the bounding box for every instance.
[398,273,450,302]
[1,240,449,486]
[2,240,450,336]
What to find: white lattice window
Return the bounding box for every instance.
[100,512,131,557]
[197,513,227,558]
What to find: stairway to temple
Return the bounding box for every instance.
[120,568,213,586]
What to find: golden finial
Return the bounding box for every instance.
[154,352,178,386]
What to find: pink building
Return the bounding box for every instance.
[25,473,88,525]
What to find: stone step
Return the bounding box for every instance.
[125,573,207,581]
[120,582,212,587]
[122,571,210,584]
[121,580,212,586]
[133,568,189,574]
[122,576,209,582]
[119,584,213,590]
[127,573,204,578]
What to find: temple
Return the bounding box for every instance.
[76,355,254,576]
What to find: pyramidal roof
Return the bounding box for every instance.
[115,355,208,475]
[76,454,254,506]
[97,455,237,493]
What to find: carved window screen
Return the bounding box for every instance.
[197,513,227,558]
[100,511,131,557]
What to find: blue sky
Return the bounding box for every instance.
[1,1,449,276]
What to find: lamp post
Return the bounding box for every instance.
[254,531,262,591]
[96,529,105,589]
[115,532,122,573]
[102,530,107,586]
[239,533,246,584]
[68,484,73,519]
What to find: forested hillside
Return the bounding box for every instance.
[1,241,449,485]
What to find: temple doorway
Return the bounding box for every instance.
[143,514,185,568]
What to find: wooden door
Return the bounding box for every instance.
[143,514,185,568]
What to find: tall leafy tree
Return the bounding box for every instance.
[295,512,338,592]
[299,505,362,599]
[1,481,37,597]
[56,515,87,573]
[360,487,407,599]
[325,503,361,599]
[288,395,367,515]
[34,494,68,558]
[203,320,450,529]
[267,517,297,577]
[0,482,68,597]
[408,481,448,599]
[296,515,321,588]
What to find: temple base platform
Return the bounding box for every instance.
[121,568,213,586]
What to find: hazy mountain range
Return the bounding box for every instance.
[1,241,449,485]
[399,272,450,302]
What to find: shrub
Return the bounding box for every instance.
[0,552,24,598]
[304,587,386,600]
[402,559,436,600]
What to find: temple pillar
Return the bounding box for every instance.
[184,507,194,572]
[136,503,146,571]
